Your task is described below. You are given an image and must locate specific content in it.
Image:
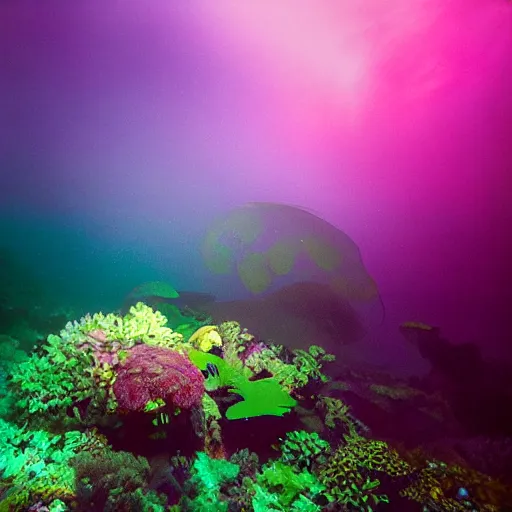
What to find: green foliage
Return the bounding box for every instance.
[331,478,389,511]
[280,430,330,470]
[9,335,95,417]
[0,419,105,508]
[253,461,325,511]
[202,393,221,421]
[182,452,240,511]
[187,349,237,391]
[191,451,240,491]
[188,349,296,420]
[226,377,297,420]
[72,449,167,511]
[292,345,335,383]
[319,433,410,509]
[245,344,335,390]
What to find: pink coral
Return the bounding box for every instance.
[113,344,204,412]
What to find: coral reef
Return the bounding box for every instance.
[1,294,511,511]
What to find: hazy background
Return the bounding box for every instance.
[1,0,511,371]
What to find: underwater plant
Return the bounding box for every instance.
[319,432,411,508]
[8,333,96,420]
[180,451,240,511]
[226,375,297,420]
[72,449,167,511]
[252,461,326,511]
[187,348,297,420]
[0,419,107,510]
[245,343,335,390]
[279,430,331,471]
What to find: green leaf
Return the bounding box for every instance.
[226,378,296,420]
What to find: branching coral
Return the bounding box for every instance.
[6,303,193,425]
[218,321,254,344]
[8,335,95,419]
[180,452,240,511]
[252,461,325,511]
[74,302,184,350]
[0,419,107,510]
[245,344,335,391]
[292,346,335,384]
[316,396,370,437]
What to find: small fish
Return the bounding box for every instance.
[202,362,220,379]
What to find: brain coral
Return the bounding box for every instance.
[113,344,204,412]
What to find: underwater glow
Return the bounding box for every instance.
[0,0,511,367]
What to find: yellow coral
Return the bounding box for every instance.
[320,433,412,503]
[400,460,510,511]
[189,326,223,352]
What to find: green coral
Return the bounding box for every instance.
[320,433,411,508]
[9,335,95,418]
[292,345,335,383]
[182,452,240,511]
[280,431,330,471]
[72,449,167,511]
[317,396,370,436]
[0,419,106,509]
[7,303,192,423]
[332,478,390,511]
[245,344,335,390]
[253,461,325,511]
